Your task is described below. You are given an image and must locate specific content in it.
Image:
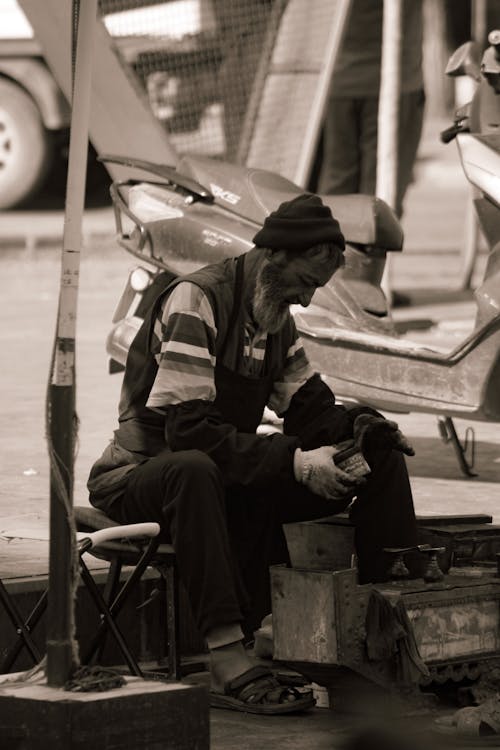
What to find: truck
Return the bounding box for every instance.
[0,0,221,209]
[0,0,72,208]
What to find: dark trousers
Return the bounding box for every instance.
[108,446,417,638]
[318,90,425,217]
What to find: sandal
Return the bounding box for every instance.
[433,699,500,746]
[210,665,315,715]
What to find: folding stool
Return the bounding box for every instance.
[74,505,181,680]
[0,508,181,680]
[0,578,47,672]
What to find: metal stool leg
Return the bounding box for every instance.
[157,559,181,680]
[95,558,123,664]
[80,538,159,672]
[78,556,144,677]
[0,579,44,669]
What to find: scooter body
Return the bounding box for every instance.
[104,33,500,427]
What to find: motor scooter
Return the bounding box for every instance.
[102,31,500,479]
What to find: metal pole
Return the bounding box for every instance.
[377,0,402,305]
[459,0,488,290]
[46,0,97,688]
[472,0,488,48]
[293,0,352,187]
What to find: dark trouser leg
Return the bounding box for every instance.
[358,91,425,217]
[318,97,362,195]
[110,449,245,637]
[358,96,378,197]
[226,448,417,629]
[225,483,348,635]
[396,89,425,217]
[349,446,418,582]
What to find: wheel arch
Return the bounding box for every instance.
[0,57,70,130]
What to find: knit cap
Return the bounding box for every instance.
[252,193,345,253]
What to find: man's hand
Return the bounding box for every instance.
[294,446,365,500]
[352,414,415,456]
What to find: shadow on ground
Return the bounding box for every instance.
[407,436,500,482]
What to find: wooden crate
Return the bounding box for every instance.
[283,513,500,574]
[271,565,500,688]
[283,514,355,571]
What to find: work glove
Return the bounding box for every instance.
[294,446,364,500]
[352,414,415,457]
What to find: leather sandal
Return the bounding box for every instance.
[210,665,315,715]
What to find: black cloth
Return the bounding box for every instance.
[365,589,429,685]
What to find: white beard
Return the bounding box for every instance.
[252,261,290,334]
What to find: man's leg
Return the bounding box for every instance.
[318,97,362,195]
[111,450,247,642]
[348,446,419,582]
[396,88,425,217]
[357,91,425,217]
[358,96,379,197]
[226,448,417,628]
[225,483,347,634]
[112,449,309,703]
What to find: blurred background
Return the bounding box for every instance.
[1,0,500,518]
[0,0,499,212]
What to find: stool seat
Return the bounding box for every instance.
[75,506,175,566]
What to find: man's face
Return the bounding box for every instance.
[252,248,342,333]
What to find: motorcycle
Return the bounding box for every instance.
[101,31,500,478]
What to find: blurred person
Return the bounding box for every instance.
[88,194,417,714]
[318,0,425,218]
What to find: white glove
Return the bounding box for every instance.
[293,446,362,500]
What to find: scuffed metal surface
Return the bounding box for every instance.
[408,601,500,661]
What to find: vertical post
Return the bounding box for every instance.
[472,0,488,49]
[459,0,487,290]
[377,0,402,305]
[46,0,97,688]
[293,0,352,187]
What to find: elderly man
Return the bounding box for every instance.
[88,194,417,714]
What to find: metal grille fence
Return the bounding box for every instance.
[98,0,349,185]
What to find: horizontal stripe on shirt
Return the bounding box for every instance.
[147,280,315,414]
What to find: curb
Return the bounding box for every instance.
[0,230,115,250]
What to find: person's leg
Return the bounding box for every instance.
[110,449,306,701]
[348,446,419,582]
[225,482,348,634]
[357,91,425,216]
[318,97,362,195]
[396,88,425,217]
[226,447,417,628]
[113,449,246,640]
[358,96,379,197]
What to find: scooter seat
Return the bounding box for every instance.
[179,155,403,251]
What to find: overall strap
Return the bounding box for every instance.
[218,254,245,360]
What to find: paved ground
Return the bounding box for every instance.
[0,114,499,747]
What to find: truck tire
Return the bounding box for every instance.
[0,78,53,209]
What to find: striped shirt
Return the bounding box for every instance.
[146,281,314,416]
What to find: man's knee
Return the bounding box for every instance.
[364,443,409,476]
[160,449,223,492]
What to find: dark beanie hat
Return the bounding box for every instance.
[252,193,345,253]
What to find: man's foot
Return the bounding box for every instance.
[210,641,256,694]
[209,643,315,714]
